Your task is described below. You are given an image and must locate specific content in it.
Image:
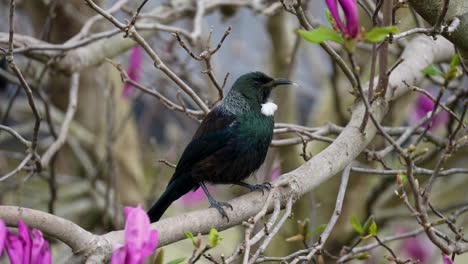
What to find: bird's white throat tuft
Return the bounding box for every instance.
[261,102,278,116]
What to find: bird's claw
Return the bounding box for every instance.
[209,200,233,221]
[248,182,272,195]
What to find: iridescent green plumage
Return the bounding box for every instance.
[147,72,292,222]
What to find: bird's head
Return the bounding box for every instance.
[229,72,293,105]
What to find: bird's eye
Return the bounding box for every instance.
[253,81,260,86]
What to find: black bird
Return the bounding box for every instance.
[148,72,293,222]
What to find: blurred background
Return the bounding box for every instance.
[0,0,467,263]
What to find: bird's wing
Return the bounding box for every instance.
[171,107,237,180]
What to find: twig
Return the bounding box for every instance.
[361,43,378,131]
[157,159,176,168]
[374,235,401,263]
[248,198,293,264]
[191,0,206,42]
[189,246,211,264]
[41,73,80,168]
[372,106,445,159]
[428,202,467,243]
[83,0,210,113]
[290,164,351,263]
[173,26,231,104]
[372,0,383,25]
[6,0,42,173]
[393,18,460,40]
[433,0,451,36]
[14,29,122,54]
[338,228,426,262]
[408,83,464,126]
[386,57,405,76]
[0,125,31,147]
[69,0,129,42]
[348,53,373,133]
[422,102,467,202]
[123,0,150,35]
[0,153,32,181]
[351,166,468,177]
[107,59,204,118]
[413,81,447,145]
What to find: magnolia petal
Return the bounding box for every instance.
[325,0,345,32]
[123,46,143,98]
[120,205,159,264]
[0,220,6,257]
[5,231,24,264]
[125,205,151,252]
[141,230,159,260]
[414,93,449,131]
[110,243,127,264]
[177,187,207,205]
[31,229,50,264]
[18,220,32,264]
[442,255,454,264]
[339,0,359,37]
[41,241,52,264]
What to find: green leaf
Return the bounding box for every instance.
[351,215,364,235]
[184,231,196,245]
[447,54,462,80]
[298,26,344,44]
[364,26,399,42]
[369,221,378,236]
[357,253,370,260]
[306,224,327,238]
[208,228,221,248]
[166,257,186,264]
[450,54,460,68]
[362,215,375,235]
[421,64,445,77]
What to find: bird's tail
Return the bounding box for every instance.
[147,176,197,223]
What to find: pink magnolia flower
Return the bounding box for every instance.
[411,93,449,131]
[177,187,207,205]
[442,255,454,264]
[3,219,51,264]
[5,230,24,264]
[123,46,143,98]
[325,0,359,38]
[31,229,51,263]
[0,219,6,257]
[400,234,434,262]
[111,204,159,264]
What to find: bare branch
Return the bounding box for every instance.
[41,72,80,168]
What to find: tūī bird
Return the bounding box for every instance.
[147,72,293,222]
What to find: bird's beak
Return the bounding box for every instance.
[265,78,294,88]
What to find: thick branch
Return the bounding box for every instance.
[0,206,99,253]
[409,0,468,57]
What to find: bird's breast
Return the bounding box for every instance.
[190,112,274,184]
[236,112,274,145]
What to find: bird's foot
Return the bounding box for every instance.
[209,200,233,221]
[243,182,272,195]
